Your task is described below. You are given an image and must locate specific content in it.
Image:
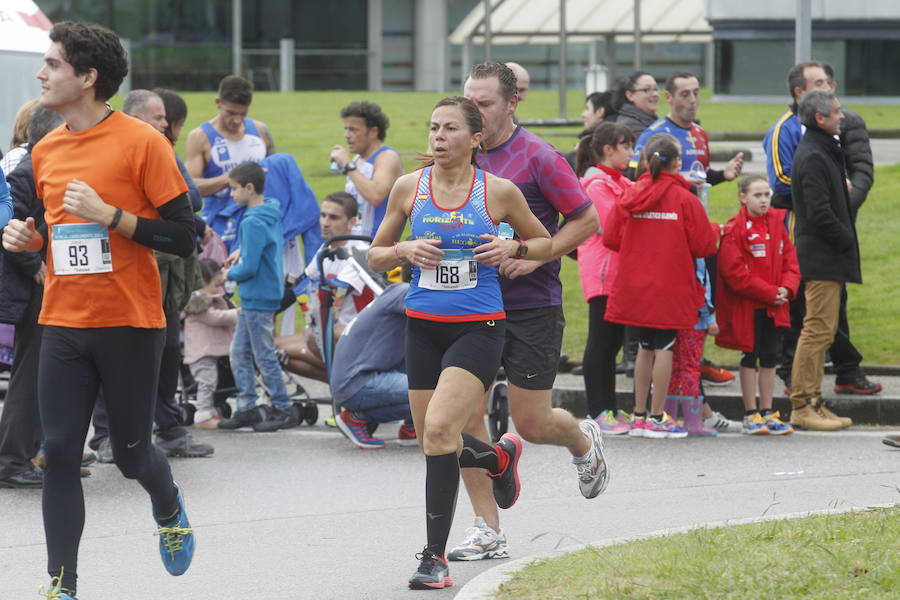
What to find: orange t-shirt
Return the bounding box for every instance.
[32,111,189,329]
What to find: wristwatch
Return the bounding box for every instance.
[514,241,528,259]
[343,160,358,174]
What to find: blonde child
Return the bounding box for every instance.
[182,259,239,428]
[716,175,800,435]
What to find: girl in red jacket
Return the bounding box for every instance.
[716,175,801,435]
[575,122,635,434]
[603,134,718,439]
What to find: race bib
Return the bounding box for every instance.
[51,223,112,276]
[419,249,478,291]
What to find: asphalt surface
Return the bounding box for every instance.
[1,404,898,599]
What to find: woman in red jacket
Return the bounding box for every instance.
[575,122,635,434]
[716,175,801,435]
[603,133,717,439]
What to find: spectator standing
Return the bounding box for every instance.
[505,62,531,100]
[217,162,295,433]
[763,60,880,395]
[2,98,39,174]
[603,133,718,439]
[573,122,634,432]
[182,259,239,429]
[565,91,616,170]
[329,101,403,239]
[0,106,63,489]
[185,75,275,249]
[716,176,800,436]
[787,89,859,431]
[612,71,659,139]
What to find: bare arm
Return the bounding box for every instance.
[474,177,551,265]
[346,149,403,206]
[369,173,443,271]
[255,120,276,156]
[184,128,229,196]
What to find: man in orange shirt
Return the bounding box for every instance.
[3,22,197,598]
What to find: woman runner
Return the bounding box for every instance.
[369,96,551,590]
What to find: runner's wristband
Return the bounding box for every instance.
[109,207,123,230]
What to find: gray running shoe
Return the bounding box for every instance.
[447,517,509,561]
[96,437,114,463]
[575,419,610,499]
[155,434,214,458]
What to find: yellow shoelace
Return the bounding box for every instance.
[155,524,193,557]
[39,567,73,599]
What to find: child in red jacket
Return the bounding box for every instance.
[716,175,801,435]
[604,133,718,439]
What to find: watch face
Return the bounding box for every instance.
[517,243,528,258]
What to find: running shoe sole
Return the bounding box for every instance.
[834,383,883,395]
[578,419,610,498]
[409,576,453,590]
[492,433,523,509]
[449,546,509,561]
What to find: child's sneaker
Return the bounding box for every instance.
[762,411,794,436]
[743,412,769,435]
[594,410,630,435]
[704,411,743,433]
[628,414,646,438]
[615,410,632,425]
[154,487,195,576]
[408,548,452,589]
[336,410,385,449]
[397,423,418,446]
[644,413,688,439]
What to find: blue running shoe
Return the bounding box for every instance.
[763,411,794,436]
[742,412,769,435]
[40,568,76,599]
[155,487,195,576]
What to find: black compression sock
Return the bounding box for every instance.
[634,412,647,418]
[458,433,499,473]
[425,453,459,557]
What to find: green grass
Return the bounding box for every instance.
[122,90,900,364]
[494,506,900,600]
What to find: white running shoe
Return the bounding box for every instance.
[704,411,743,433]
[447,517,509,561]
[574,419,610,499]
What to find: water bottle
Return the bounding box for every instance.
[329,160,342,173]
[689,160,709,209]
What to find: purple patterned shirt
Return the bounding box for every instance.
[476,126,591,310]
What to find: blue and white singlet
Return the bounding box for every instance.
[405,166,505,322]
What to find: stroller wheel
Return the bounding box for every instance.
[303,402,319,426]
[180,402,197,427]
[487,380,509,443]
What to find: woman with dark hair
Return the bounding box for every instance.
[369,96,551,590]
[565,91,617,169]
[612,71,660,139]
[154,88,188,145]
[574,123,635,433]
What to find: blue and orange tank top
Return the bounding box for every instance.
[406,166,504,322]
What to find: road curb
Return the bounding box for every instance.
[453,503,898,600]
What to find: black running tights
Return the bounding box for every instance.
[583,296,625,418]
[40,326,178,592]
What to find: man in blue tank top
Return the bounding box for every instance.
[329,101,403,238]
[185,75,275,249]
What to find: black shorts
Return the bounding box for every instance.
[501,306,565,390]
[636,327,676,351]
[406,317,506,391]
[740,309,780,369]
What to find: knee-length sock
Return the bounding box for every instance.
[458,433,500,473]
[425,453,460,557]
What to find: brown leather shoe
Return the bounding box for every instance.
[789,404,844,431]
[80,467,91,478]
[816,403,852,429]
[883,434,900,448]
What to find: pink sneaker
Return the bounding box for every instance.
[644,413,688,439]
[615,410,632,425]
[595,410,630,435]
[628,414,646,438]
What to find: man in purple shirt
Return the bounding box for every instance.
[449,62,608,561]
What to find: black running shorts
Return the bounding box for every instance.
[501,306,565,390]
[636,326,676,351]
[406,317,506,391]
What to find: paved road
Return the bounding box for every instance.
[1,415,898,599]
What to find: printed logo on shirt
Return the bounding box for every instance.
[750,243,767,258]
[632,211,678,221]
